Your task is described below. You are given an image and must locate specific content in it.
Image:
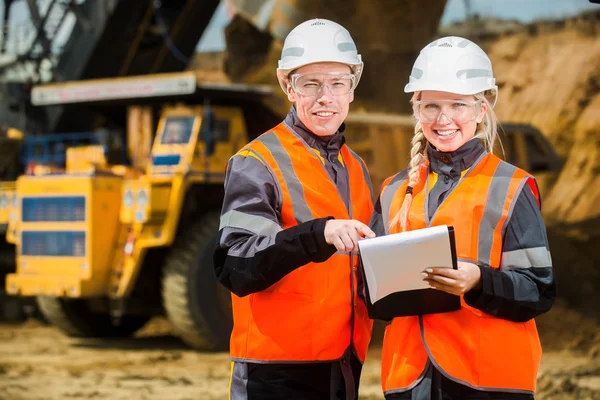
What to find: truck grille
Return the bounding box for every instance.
[22,196,86,222]
[152,154,181,166]
[21,231,86,257]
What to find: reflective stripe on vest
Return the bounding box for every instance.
[380,153,541,394]
[228,123,374,363]
[380,171,408,235]
[220,210,283,236]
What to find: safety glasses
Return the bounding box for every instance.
[289,72,357,97]
[413,99,482,124]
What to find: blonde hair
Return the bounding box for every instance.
[389,89,500,232]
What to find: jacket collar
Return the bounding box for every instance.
[427,138,486,179]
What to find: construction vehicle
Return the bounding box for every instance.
[3,71,279,350]
[0,0,221,132]
[0,0,229,327]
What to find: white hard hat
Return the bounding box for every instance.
[276,18,363,93]
[404,36,498,106]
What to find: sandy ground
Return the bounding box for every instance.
[0,308,599,400]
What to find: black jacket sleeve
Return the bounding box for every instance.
[464,185,556,322]
[213,153,336,297]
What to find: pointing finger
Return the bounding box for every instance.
[354,222,376,238]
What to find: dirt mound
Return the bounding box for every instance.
[537,300,600,355]
[486,11,600,198]
[536,301,600,399]
[538,360,600,400]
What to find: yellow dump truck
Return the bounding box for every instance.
[4,72,279,349]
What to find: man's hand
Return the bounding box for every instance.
[421,261,481,295]
[324,219,376,252]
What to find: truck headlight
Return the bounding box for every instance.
[134,210,147,223]
[137,189,149,207]
[123,189,134,208]
[11,192,17,208]
[0,193,7,209]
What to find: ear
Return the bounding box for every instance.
[286,82,297,102]
[476,101,488,124]
[348,90,354,104]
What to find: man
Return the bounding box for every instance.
[213,18,375,400]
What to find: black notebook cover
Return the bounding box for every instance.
[361,226,461,320]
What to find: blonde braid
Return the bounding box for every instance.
[388,120,428,232]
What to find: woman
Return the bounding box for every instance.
[370,36,556,399]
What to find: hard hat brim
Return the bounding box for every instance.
[405,82,498,108]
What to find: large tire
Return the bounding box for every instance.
[36,296,150,338]
[0,294,26,322]
[162,211,233,351]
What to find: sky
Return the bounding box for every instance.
[1,0,599,54]
[441,0,599,25]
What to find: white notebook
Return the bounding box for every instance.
[358,225,456,304]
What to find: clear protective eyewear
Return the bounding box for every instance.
[290,72,357,97]
[413,99,482,124]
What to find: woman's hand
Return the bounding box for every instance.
[421,261,481,295]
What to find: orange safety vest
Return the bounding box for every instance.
[229,122,374,363]
[379,153,541,394]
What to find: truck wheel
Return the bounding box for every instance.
[162,211,233,351]
[0,295,26,322]
[36,296,150,337]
